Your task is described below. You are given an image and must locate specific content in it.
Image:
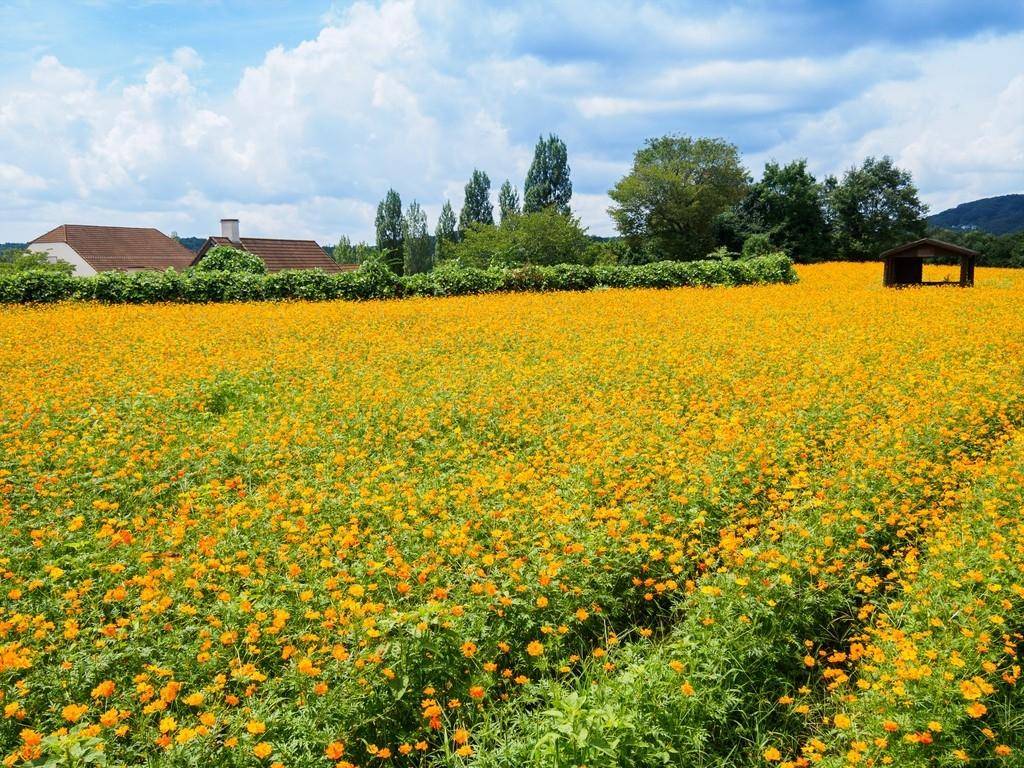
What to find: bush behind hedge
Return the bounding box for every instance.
[0,254,796,305]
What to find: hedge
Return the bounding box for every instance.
[0,254,796,304]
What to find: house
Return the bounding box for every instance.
[881,237,978,287]
[194,220,357,273]
[28,224,195,276]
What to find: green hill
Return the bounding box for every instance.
[927,194,1024,235]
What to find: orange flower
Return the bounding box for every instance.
[253,742,273,759]
[91,680,115,699]
[20,729,42,747]
[325,741,346,760]
[966,702,988,718]
[62,703,88,723]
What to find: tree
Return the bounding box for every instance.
[824,156,928,261]
[524,134,572,215]
[332,235,356,264]
[926,227,1024,267]
[0,248,74,275]
[352,243,379,264]
[459,170,494,231]
[335,240,380,264]
[608,135,749,261]
[435,201,458,262]
[710,208,749,254]
[1012,237,1024,268]
[500,208,589,266]
[740,233,775,260]
[447,209,589,268]
[735,160,831,263]
[375,189,404,274]
[445,224,506,269]
[402,200,433,275]
[498,180,521,225]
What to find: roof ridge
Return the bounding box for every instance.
[64,224,162,232]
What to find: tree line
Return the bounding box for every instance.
[333,133,1024,273]
[328,133,986,273]
[333,134,577,275]
[609,140,933,264]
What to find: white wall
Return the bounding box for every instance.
[27,243,96,276]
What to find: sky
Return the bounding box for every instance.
[1,0,1023,244]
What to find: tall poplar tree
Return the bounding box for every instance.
[402,200,433,275]
[459,170,494,231]
[375,188,404,274]
[524,134,572,215]
[498,180,521,226]
[435,200,457,262]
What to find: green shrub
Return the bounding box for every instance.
[350,259,401,299]
[0,270,78,303]
[193,245,267,274]
[741,233,776,260]
[0,254,796,304]
[585,239,633,266]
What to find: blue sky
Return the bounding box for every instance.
[1,0,1023,243]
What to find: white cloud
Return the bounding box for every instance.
[0,164,47,190]
[0,2,1021,243]
[754,32,1024,213]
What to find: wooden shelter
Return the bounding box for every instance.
[881,237,978,287]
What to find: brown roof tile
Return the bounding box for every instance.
[196,237,357,273]
[31,225,196,272]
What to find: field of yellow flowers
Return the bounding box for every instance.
[1,262,1023,768]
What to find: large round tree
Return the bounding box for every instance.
[608,135,749,261]
[824,156,928,261]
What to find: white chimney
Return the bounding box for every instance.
[221,218,240,243]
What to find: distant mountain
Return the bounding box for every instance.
[927,194,1024,235]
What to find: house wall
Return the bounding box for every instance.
[27,243,96,276]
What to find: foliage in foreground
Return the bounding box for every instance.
[193,246,267,275]
[0,253,796,304]
[1,263,1023,768]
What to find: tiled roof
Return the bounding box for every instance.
[196,237,358,273]
[31,225,195,272]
